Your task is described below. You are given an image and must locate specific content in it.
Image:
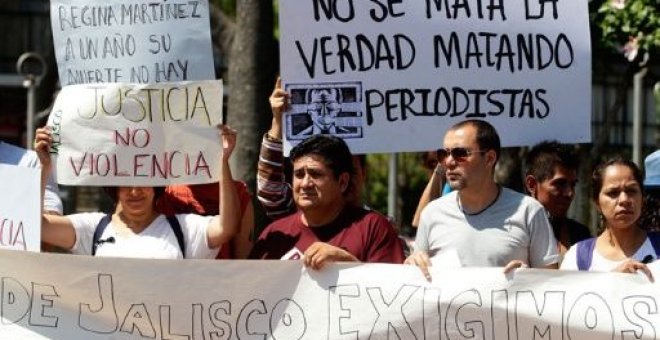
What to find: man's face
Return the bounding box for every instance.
[442,125,491,191]
[308,89,341,131]
[292,154,348,213]
[530,165,578,218]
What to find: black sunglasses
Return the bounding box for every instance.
[436,147,487,162]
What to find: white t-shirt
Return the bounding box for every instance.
[561,237,657,271]
[68,212,219,259]
[415,188,559,268]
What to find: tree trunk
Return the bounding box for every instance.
[226,0,277,229]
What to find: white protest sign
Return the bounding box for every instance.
[51,0,215,86]
[47,80,223,186]
[1,249,659,339]
[279,0,591,154]
[0,165,40,252]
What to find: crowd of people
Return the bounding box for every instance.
[2,78,659,282]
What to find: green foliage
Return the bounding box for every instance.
[210,0,236,16]
[593,0,659,61]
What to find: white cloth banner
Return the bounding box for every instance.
[279,0,591,154]
[0,165,40,251]
[51,0,215,86]
[1,249,658,339]
[47,80,223,186]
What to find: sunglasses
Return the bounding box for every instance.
[436,147,487,162]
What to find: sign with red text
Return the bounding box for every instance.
[1,250,658,339]
[279,0,591,154]
[47,80,223,186]
[0,165,40,252]
[51,0,215,86]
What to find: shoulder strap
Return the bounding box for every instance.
[166,216,185,258]
[576,237,597,271]
[647,232,660,256]
[92,214,113,256]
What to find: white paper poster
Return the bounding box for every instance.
[1,250,659,339]
[47,80,223,186]
[279,0,592,154]
[51,0,215,86]
[0,164,41,252]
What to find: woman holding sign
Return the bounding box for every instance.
[560,157,657,281]
[34,125,240,259]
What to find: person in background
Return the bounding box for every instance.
[34,125,241,259]
[249,134,405,269]
[406,119,559,279]
[1,140,62,215]
[560,157,656,281]
[640,150,659,232]
[524,141,591,257]
[157,180,254,259]
[411,151,447,229]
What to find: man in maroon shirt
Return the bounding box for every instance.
[249,134,405,269]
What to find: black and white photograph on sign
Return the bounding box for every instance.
[285,82,363,141]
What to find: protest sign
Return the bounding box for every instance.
[51,0,215,86]
[279,0,591,154]
[0,165,40,252]
[1,250,658,339]
[47,80,223,186]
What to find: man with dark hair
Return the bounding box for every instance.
[406,119,559,278]
[250,134,405,269]
[524,141,591,255]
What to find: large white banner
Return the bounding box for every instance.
[1,249,658,339]
[279,0,591,154]
[47,80,223,186]
[0,165,40,252]
[51,0,215,86]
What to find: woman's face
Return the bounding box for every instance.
[597,164,643,230]
[117,187,155,216]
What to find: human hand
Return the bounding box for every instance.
[34,126,53,168]
[218,124,237,162]
[404,250,433,281]
[303,242,358,270]
[268,77,288,140]
[612,258,654,282]
[503,260,528,274]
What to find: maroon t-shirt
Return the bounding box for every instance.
[249,205,405,263]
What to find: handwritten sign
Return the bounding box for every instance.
[0,250,658,339]
[0,165,40,252]
[47,80,223,186]
[279,0,591,154]
[51,0,215,86]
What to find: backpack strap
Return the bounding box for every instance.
[647,232,660,256]
[576,237,597,271]
[92,214,113,256]
[166,215,186,258]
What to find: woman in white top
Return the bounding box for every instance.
[34,125,241,260]
[561,157,657,281]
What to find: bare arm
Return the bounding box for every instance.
[412,165,445,228]
[35,127,76,248]
[207,125,240,248]
[230,200,255,259]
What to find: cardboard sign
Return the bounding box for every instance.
[47,80,223,186]
[0,165,40,252]
[279,0,591,154]
[51,0,215,86]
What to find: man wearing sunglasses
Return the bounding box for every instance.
[405,119,559,279]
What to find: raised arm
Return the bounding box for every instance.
[207,125,240,248]
[256,77,296,219]
[34,127,76,249]
[412,164,445,228]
